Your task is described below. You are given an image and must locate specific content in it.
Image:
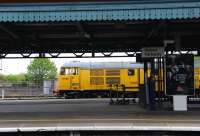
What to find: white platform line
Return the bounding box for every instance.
[0,118,200,122]
[0,125,200,132]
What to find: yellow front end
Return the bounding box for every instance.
[55,67,80,96]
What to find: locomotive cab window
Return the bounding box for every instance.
[60,67,65,75]
[128,69,135,76]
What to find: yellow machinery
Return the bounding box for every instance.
[55,61,200,98]
[55,62,144,97]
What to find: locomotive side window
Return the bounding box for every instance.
[74,68,78,75]
[60,67,65,75]
[67,68,78,75]
[128,69,135,76]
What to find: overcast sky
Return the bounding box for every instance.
[0,57,136,75]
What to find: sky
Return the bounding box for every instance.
[0,57,136,75]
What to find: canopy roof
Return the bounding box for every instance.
[0,1,200,22]
[0,1,199,55]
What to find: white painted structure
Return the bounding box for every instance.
[173,95,187,111]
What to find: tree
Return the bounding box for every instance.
[27,58,57,84]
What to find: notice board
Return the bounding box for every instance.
[166,54,194,95]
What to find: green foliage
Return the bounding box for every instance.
[27,58,57,84]
[0,74,6,81]
[6,74,26,83]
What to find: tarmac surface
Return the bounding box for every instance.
[0,99,200,132]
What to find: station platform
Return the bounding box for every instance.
[0,99,200,132]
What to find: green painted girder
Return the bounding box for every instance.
[0,1,200,22]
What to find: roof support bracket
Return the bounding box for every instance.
[0,25,19,40]
[125,52,136,57]
[73,53,85,58]
[102,52,113,57]
[49,53,60,58]
[21,53,31,58]
[0,54,7,58]
[76,22,91,39]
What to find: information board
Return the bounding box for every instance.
[166,54,194,95]
[142,47,164,58]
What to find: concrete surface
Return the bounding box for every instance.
[0,99,199,132]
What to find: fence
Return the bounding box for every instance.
[0,80,56,98]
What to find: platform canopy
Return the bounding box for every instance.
[0,1,200,22]
[0,0,200,55]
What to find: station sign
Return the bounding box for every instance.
[166,54,194,95]
[141,47,164,58]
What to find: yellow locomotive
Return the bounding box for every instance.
[55,61,200,98]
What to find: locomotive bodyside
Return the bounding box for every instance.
[55,62,143,97]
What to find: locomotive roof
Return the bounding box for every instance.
[62,61,144,69]
[62,61,200,69]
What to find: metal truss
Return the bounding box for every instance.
[0,52,139,59]
[166,51,198,55]
[0,50,198,59]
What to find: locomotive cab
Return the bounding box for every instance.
[56,67,80,96]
